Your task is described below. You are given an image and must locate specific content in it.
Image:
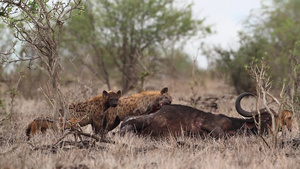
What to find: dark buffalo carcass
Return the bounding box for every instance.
[120,102,272,138]
[235,92,293,132]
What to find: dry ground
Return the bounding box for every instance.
[0,77,300,169]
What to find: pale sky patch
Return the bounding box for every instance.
[183,0,271,69]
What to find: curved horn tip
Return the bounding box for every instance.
[235,92,256,117]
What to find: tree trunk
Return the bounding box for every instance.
[92,44,111,90]
[121,59,139,94]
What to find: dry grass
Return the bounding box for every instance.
[1,77,300,169]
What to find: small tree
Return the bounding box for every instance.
[0,0,85,120]
[213,0,300,93]
[61,4,112,90]
[64,0,211,94]
[287,42,300,115]
[212,33,268,94]
[247,56,292,148]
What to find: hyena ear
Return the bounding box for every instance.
[103,90,109,97]
[160,87,168,94]
[117,90,122,98]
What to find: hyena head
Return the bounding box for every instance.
[155,87,172,107]
[281,110,293,132]
[103,90,122,110]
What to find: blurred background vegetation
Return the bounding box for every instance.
[0,0,300,104]
[210,0,300,94]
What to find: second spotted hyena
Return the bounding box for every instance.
[103,87,172,132]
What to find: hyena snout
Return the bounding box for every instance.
[164,100,172,105]
[159,99,172,106]
[110,99,119,107]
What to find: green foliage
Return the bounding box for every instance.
[140,71,150,80]
[96,0,205,49]
[248,0,300,82]
[164,49,195,76]
[213,0,300,93]
[288,40,300,112]
[62,0,210,93]
[213,32,268,93]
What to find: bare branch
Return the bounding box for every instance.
[1,0,45,29]
[1,56,39,65]
[261,87,276,132]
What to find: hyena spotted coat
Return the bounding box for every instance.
[26,90,121,139]
[103,87,172,132]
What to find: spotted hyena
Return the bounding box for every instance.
[103,87,172,132]
[26,90,121,139]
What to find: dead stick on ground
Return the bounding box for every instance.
[76,132,100,142]
[260,135,271,149]
[53,130,78,146]
[53,130,102,146]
